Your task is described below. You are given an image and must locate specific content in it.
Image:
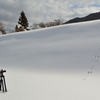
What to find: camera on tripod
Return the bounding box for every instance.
[0,69,6,74]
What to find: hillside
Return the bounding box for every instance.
[65,11,100,24]
[1,20,100,100]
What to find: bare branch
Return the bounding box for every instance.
[0,21,5,31]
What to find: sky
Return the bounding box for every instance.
[0,0,100,30]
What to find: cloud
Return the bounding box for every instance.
[0,0,100,29]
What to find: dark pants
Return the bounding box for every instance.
[0,76,7,92]
[0,79,1,91]
[0,84,1,91]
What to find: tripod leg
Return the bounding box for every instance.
[3,76,7,92]
[1,78,4,92]
[0,84,1,91]
[0,79,1,91]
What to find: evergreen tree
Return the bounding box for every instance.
[18,11,28,29]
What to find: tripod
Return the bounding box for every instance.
[0,75,7,92]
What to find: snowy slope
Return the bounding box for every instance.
[1,20,100,100]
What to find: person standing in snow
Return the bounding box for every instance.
[0,69,7,92]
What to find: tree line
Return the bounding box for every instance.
[0,11,64,34]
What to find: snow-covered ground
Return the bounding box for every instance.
[1,20,100,100]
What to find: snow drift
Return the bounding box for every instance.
[1,20,100,100]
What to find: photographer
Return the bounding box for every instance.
[0,69,7,92]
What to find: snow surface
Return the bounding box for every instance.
[1,20,100,100]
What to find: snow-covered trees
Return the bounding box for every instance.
[0,21,6,34]
[30,23,38,30]
[30,18,64,30]
[15,25,24,32]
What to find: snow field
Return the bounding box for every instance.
[1,20,100,100]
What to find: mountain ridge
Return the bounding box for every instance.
[65,11,100,24]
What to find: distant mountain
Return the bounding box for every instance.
[65,11,100,24]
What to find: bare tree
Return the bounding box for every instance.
[46,22,54,27]
[38,22,46,28]
[54,18,64,25]
[30,18,64,30]
[0,21,5,30]
[0,21,6,34]
[45,18,64,27]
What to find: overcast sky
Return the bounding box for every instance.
[0,0,100,29]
